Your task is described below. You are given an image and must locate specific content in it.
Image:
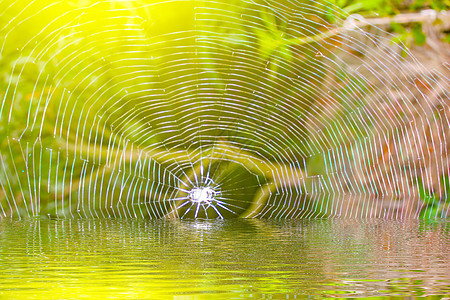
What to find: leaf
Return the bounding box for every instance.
[416,177,440,205]
[442,175,450,203]
[360,0,385,11]
[443,33,450,44]
[430,0,448,10]
[420,204,440,220]
[390,22,406,34]
[411,23,426,46]
[260,8,278,33]
[258,31,283,60]
[411,0,427,10]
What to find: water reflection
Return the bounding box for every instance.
[0,219,449,298]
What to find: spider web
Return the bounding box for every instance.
[0,0,449,219]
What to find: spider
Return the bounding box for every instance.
[189,187,216,205]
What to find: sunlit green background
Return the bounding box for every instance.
[0,0,450,298]
[0,0,449,219]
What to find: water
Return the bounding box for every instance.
[0,219,449,298]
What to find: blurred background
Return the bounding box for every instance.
[0,0,449,219]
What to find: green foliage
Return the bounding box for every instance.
[417,176,450,219]
[412,0,450,10]
[444,33,450,44]
[338,0,450,16]
[411,23,427,46]
[335,0,448,49]
[388,21,432,57]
